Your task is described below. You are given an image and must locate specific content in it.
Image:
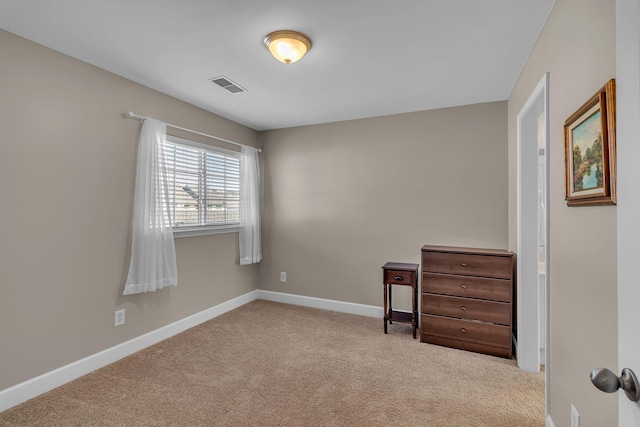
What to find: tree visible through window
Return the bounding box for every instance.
[164,136,240,229]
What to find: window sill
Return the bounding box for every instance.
[172,225,239,238]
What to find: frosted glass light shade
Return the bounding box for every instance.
[264,30,312,64]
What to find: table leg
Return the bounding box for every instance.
[383,283,388,334]
[389,284,393,324]
[412,281,417,339]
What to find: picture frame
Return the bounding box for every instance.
[564,79,616,206]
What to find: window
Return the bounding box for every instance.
[164,135,240,236]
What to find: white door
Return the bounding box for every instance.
[616,0,640,425]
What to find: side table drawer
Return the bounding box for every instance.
[421,314,510,349]
[422,293,511,325]
[384,269,414,285]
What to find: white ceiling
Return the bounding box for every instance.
[0,0,556,131]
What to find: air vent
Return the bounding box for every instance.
[209,76,247,94]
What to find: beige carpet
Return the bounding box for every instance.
[0,300,544,426]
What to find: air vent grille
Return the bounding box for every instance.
[209,76,247,94]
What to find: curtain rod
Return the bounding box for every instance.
[123,111,261,152]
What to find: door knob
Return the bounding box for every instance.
[590,367,640,402]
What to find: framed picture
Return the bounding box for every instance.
[564,79,616,206]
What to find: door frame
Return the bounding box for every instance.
[516,72,550,413]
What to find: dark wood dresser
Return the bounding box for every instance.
[420,245,514,358]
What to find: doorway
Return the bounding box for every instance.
[516,73,549,382]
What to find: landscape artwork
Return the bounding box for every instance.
[570,107,603,194]
[564,79,616,206]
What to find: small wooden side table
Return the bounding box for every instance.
[382,262,419,339]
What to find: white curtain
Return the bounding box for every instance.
[123,119,178,295]
[239,146,261,265]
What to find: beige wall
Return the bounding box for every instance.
[507,0,618,426]
[0,29,260,390]
[259,102,509,308]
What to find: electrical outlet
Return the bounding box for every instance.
[114,309,125,327]
[571,404,580,427]
[280,272,287,282]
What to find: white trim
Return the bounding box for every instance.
[173,225,239,238]
[257,290,383,318]
[516,72,550,421]
[547,414,556,427]
[516,72,548,372]
[0,290,260,412]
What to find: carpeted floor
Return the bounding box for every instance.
[0,300,544,426]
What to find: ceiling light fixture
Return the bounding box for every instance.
[263,30,312,64]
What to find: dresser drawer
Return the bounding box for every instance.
[422,294,511,325]
[422,251,512,279]
[422,272,511,302]
[384,269,414,285]
[421,314,510,348]
[419,335,512,358]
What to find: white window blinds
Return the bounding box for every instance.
[164,136,240,230]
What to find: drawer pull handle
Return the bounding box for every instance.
[394,275,404,281]
[461,306,467,311]
[461,328,467,333]
[461,262,468,267]
[461,284,467,289]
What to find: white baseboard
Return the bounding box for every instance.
[0,289,260,413]
[257,290,383,318]
[547,414,555,427]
